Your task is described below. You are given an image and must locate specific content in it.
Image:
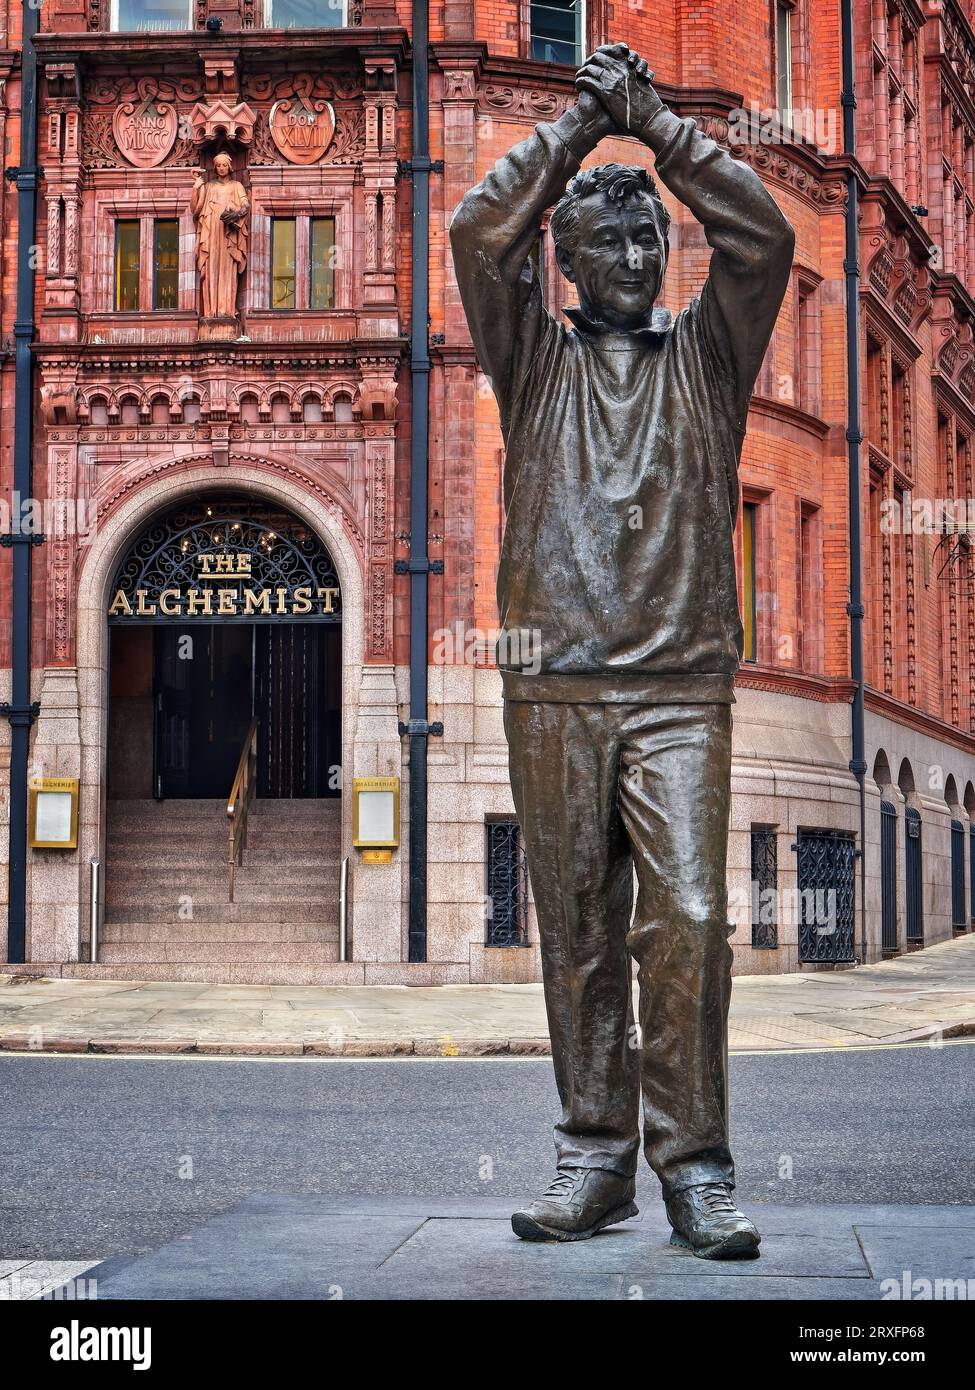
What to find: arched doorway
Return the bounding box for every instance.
[100,494,346,976]
[106,497,342,800]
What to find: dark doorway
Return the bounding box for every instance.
[254,624,341,798]
[150,623,340,800]
[154,625,253,799]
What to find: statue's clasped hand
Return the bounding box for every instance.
[575,44,662,134]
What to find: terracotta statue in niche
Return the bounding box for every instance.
[192,151,249,336]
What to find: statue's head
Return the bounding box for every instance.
[213,152,234,178]
[551,164,670,330]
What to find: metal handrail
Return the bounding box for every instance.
[227,719,259,903]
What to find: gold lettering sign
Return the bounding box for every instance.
[108,584,341,619]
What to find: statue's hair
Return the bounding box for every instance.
[550,163,671,259]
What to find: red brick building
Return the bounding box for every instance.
[0,0,973,983]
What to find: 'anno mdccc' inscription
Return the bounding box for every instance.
[269,98,336,165]
[112,99,179,169]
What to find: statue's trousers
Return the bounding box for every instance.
[503,698,737,1198]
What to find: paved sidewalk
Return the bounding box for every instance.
[1,934,974,1057]
[50,1194,975,1301]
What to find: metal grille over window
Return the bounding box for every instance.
[905,807,923,945]
[951,818,967,930]
[880,800,898,953]
[485,819,529,948]
[750,827,778,949]
[795,829,856,964]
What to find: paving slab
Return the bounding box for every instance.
[69,1196,975,1301]
[2,933,974,1057]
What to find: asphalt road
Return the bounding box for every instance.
[1,1041,973,1259]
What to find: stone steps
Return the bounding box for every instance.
[101,921,339,943]
[106,899,337,921]
[60,962,365,986]
[105,841,341,861]
[107,867,339,889]
[96,941,341,965]
[99,797,343,970]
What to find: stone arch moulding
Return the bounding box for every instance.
[68,459,374,959]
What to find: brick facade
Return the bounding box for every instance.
[0,0,973,981]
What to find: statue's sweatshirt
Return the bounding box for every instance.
[449,100,795,705]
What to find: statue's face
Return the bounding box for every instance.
[558,192,665,329]
[214,154,233,177]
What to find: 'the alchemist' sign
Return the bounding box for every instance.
[108,550,340,620]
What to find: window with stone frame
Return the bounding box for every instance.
[797,502,824,674]
[269,216,337,311]
[112,215,181,312]
[109,0,193,31]
[738,490,775,667]
[865,0,925,210]
[264,0,347,25]
[741,500,759,663]
[864,326,917,703]
[774,0,795,115]
[520,0,607,65]
[794,267,822,417]
[248,190,353,318]
[528,0,585,64]
[938,91,975,286]
[934,409,975,731]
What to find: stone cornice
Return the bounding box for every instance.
[748,395,831,441]
[32,29,410,66]
[34,338,408,372]
[735,667,856,704]
[866,686,975,759]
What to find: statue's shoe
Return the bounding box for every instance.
[511,1168,638,1242]
[666,1182,762,1259]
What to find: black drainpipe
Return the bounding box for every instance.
[1,4,41,964]
[841,0,868,965]
[396,0,442,961]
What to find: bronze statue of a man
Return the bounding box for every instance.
[450,45,794,1258]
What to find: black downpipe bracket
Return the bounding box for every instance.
[2,4,41,964]
[397,0,443,962]
[841,0,868,964]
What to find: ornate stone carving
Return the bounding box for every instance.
[112,96,179,168]
[249,106,365,166]
[88,75,204,106]
[443,70,477,102]
[190,100,257,148]
[242,70,362,103]
[478,84,571,121]
[269,97,336,164]
[371,564,387,655]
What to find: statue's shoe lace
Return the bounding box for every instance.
[666,1183,762,1259]
[511,1168,638,1242]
